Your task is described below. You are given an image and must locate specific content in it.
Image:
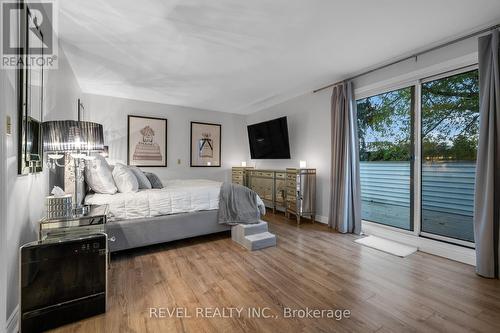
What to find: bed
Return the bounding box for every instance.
[85,179,265,252]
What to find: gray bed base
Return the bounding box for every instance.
[106,210,231,252]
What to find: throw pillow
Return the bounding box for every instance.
[129,166,152,189]
[112,164,139,193]
[144,172,163,189]
[84,154,117,194]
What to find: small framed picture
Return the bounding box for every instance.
[190,122,221,167]
[128,115,167,167]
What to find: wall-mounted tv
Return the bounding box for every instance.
[247,116,291,159]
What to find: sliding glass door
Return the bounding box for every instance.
[356,87,413,230]
[356,67,479,246]
[421,70,479,243]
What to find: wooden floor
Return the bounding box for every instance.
[51,213,500,333]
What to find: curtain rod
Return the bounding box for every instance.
[313,23,500,93]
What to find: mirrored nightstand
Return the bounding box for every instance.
[39,204,109,240]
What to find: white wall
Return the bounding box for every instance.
[83,92,332,221]
[84,94,248,183]
[3,43,82,328]
[85,90,334,222]
[244,89,331,222]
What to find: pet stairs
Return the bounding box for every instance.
[231,221,276,251]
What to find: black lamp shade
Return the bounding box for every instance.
[42,120,104,152]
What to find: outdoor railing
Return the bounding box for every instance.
[360,161,476,217]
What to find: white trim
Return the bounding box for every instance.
[6,306,18,333]
[356,79,419,101]
[420,64,478,83]
[413,84,422,237]
[362,219,415,235]
[420,232,475,249]
[314,215,328,224]
[362,220,476,266]
[271,209,327,224]
[267,210,328,224]
[354,53,477,100]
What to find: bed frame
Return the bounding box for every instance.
[106,210,231,252]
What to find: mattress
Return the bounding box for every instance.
[84,179,264,221]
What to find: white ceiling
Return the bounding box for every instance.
[59,0,500,114]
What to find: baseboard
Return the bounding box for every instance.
[362,221,476,266]
[314,215,328,224]
[269,207,327,224]
[6,305,18,333]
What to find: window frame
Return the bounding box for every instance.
[355,64,478,248]
[419,64,478,248]
[356,85,416,231]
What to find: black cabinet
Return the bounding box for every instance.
[20,233,107,333]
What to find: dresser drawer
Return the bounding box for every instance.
[275,172,286,179]
[257,171,273,178]
[232,175,243,183]
[252,185,273,194]
[286,200,297,211]
[232,170,244,176]
[286,188,297,197]
[250,171,273,178]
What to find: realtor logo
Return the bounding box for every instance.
[1,0,58,68]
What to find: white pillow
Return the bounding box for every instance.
[112,164,139,193]
[85,155,117,194]
[129,166,152,189]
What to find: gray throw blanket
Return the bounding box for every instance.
[218,182,262,225]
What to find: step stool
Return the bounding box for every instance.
[231,221,276,251]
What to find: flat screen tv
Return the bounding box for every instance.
[247,116,291,159]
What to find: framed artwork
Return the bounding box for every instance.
[190,122,221,167]
[127,115,167,167]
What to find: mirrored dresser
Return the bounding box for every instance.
[232,167,316,224]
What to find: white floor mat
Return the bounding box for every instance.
[355,235,417,257]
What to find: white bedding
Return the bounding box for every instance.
[84,179,265,221]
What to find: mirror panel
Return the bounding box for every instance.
[19,5,44,174]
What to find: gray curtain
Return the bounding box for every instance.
[329,81,362,234]
[474,29,500,278]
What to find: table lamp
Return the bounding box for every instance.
[42,120,104,213]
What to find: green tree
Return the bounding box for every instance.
[357,70,479,162]
[357,87,412,161]
[421,70,479,161]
